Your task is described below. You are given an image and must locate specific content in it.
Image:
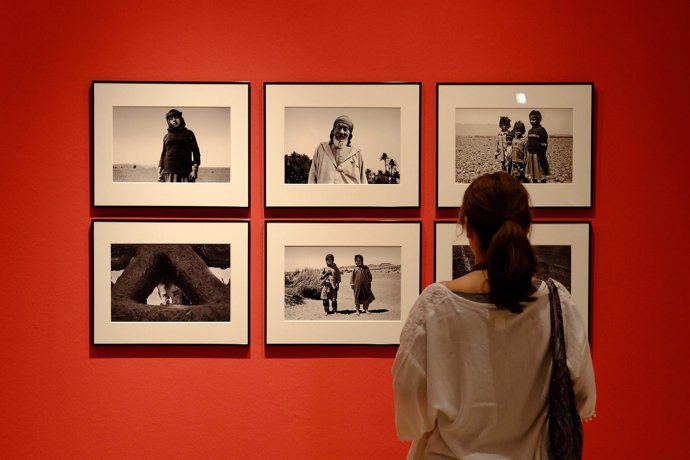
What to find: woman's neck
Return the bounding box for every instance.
[446,268,490,294]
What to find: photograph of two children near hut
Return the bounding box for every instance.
[283,108,402,185]
[455,108,573,184]
[284,246,401,321]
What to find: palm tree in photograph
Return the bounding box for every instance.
[388,159,397,175]
[365,168,375,184]
[388,158,400,184]
[380,152,389,175]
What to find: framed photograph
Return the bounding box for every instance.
[265,221,421,344]
[92,220,249,345]
[264,83,420,207]
[437,83,593,207]
[434,221,591,329]
[92,81,249,207]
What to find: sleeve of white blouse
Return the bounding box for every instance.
[573,338,597,421]
[392,292,437,441]
[557,282,597,421]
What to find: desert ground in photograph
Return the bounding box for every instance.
[113,164,230,182]
[284,264,401,320]
[455,136,573,183]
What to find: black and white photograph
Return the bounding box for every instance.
[113,107,231,183]
[265,83,420,207]
[437,83,593,207]
[452,244,573,292]
[93,81,249,207]
[284,108,401,185]
[435,221,590,329]
[284,246,401,320]
[265,222,421,344]
[93,221,249,345]
[454,108,573,184]
[111,244,231,322]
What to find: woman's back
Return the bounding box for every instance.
[393,280,594,459]
[393,172,595,459]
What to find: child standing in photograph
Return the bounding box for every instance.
[525,110,549,183]
[350,254,375,315]
[320,254,341,315]
[508,120,527,181]
[495,116,512,172]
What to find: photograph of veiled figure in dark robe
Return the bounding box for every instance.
[452,244,572,292]
[111,244,231,322]
[112,107,231,183]
[283,246,402,320]
[284,107,401,185]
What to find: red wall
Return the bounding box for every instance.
[2,1,689,458]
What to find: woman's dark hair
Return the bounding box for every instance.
[354,254,364,262]
[458,172,537,313]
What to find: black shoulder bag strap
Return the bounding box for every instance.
[546,278,584,460]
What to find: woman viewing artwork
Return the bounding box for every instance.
[393,172,596,459]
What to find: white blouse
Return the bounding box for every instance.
[392,281,596,459]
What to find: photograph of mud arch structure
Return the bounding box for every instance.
[110,244,231,322]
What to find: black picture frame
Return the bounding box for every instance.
[437,83,594,208]
[265,221,422,344]
[264,82,421,208]
[92,81,250,207]
[434,221,592,335]
[92,220,250,345]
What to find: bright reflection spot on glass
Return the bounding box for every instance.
[516,93,527,104]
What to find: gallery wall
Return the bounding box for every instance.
[2,0,689,458]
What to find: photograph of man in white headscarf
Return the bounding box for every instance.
[308,115,364,184]
[284,107,401,184]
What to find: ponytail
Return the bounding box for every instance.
[459,172,537,313]
[486,219,537,313]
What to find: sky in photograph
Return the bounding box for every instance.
[284,246,401,272]
[284,107,401,173]
[113,106,231,166]
[456,108,573,136]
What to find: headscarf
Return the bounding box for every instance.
[165,108,187,131]
[333,115,354,132]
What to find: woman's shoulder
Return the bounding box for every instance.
[546,278,573,301]
[547,278,585,326]
[443,271,490,295]
[417,282,478,308]
[420,281,452,296]
[400,283,454,342]
[413,283,448,307]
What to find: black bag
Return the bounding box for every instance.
[546,278,583,460]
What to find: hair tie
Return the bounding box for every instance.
[500,216,516,225]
